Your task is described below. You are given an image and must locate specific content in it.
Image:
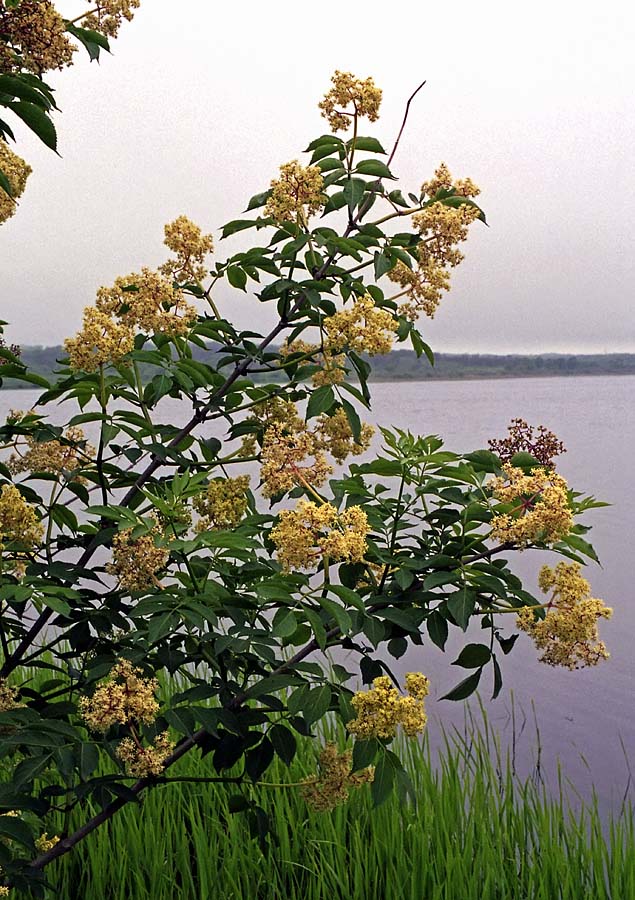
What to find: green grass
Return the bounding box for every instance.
[38,702,634,900]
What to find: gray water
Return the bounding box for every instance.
[2,375,633,809]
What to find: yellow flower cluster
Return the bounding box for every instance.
[8,423,95,481]
[34,833,60,854]
[384,164,481,322]
[0,0,74,75]
[252,397,305,433]
[279,340,346,387]
[65,216,210,370]
[260,423,332,498]
[420,163,481,201]
[0,141,32,226]
[0,484,43,550]
[96,267,197,336]
[115,731,174,777]
[319,70,382,132]
[0,680,21,712]
[270,499,368,571]
[193,475,250,530]
[107,522,168,591]
[347,673,429,740]
[517,563,613,670]
[64,306,135,373]
[82,0,141,39]
[301,743,375,812]
[489,464,573,546]
[315,408,374,465]
[387,257,451,321]
[79,658,159,732]
[324,295,397,356]
[159,215,214,283]
[264,160,325,226]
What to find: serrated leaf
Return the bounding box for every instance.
[427,610,448,650]
[348,136,386,154]
[306,385,335,419]
[227,266,247,290]
[6,100,57,151]
[447,588,476,631]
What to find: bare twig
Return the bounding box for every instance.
[387,79,426,168]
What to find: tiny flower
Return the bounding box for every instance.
[489,464,573,546]
[107,521,169,591]
[0,141,31,226]
[194,475,250,530]
[264,160,325,225]
[323,295,397,356]
[270,499,368,571]
[115,731,174,777]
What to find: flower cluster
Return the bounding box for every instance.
[319,71,382,132]
[159,215,214,283]
[385,164,481,321]
[81,0,141,39]
[193,475,250,530]
[115,731,174,777]
[35,833,60,854]
[8,423,95,481]
[65,216,209,371]
[270,500,368,571]
[301,743,375,812]
[387,257,451,321]
[107,522,168,591]
[489,464,573,546]
[517,563,613,669]
[0,140,32,226]
[64,307,135,373]
[314,408,374,464]
[79,658,159,732]
[347,673,429,740]
[489,418,566,469]
[0,0,74,75]
[260,423,332,498]
[264,160,325,226]
[0,484,43,551]
[96,267,197,336]
[0,680,21,713]
[324,295,397,356]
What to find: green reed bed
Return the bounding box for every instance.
[40,706,634,900]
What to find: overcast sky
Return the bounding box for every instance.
[1,0,634,353]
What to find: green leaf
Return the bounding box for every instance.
[79,742,100,780]
[0,74,52,109]
[306,385,335,419]
[492,655,503,699]
[438,194,487,225]
[427,610,448,650]
[452,643,491,668]
[6,100,57,151]
[0,166,13,198]
[354,159,396,179]
[349,136,386,154]
[269,724,296,765]
[447,588,477,631]
[245,189,271,211]
[227,266,247,290]
[221,219,260,239]
[371,752,397,806]
[271,609,297,638]
[0,814,33,848]
[65,24,110,61]
[343,177,366,212]
[352,739,379,771]
[441,668,482,701]
[374,250,394,279]
[341,398,362,443]
[302,685,331,726]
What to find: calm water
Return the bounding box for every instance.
[2,375,633,809]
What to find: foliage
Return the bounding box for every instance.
[0,0,137,223]
[0,50,612,896]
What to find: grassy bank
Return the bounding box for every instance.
[37,709,634,900]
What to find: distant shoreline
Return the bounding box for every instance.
[1,346,634,389]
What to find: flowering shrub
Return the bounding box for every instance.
[0,18,612,894]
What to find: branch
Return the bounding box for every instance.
[387,80,426,168]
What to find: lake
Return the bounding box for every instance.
[1,375,633,812]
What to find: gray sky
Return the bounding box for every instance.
[2,0,634,353]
